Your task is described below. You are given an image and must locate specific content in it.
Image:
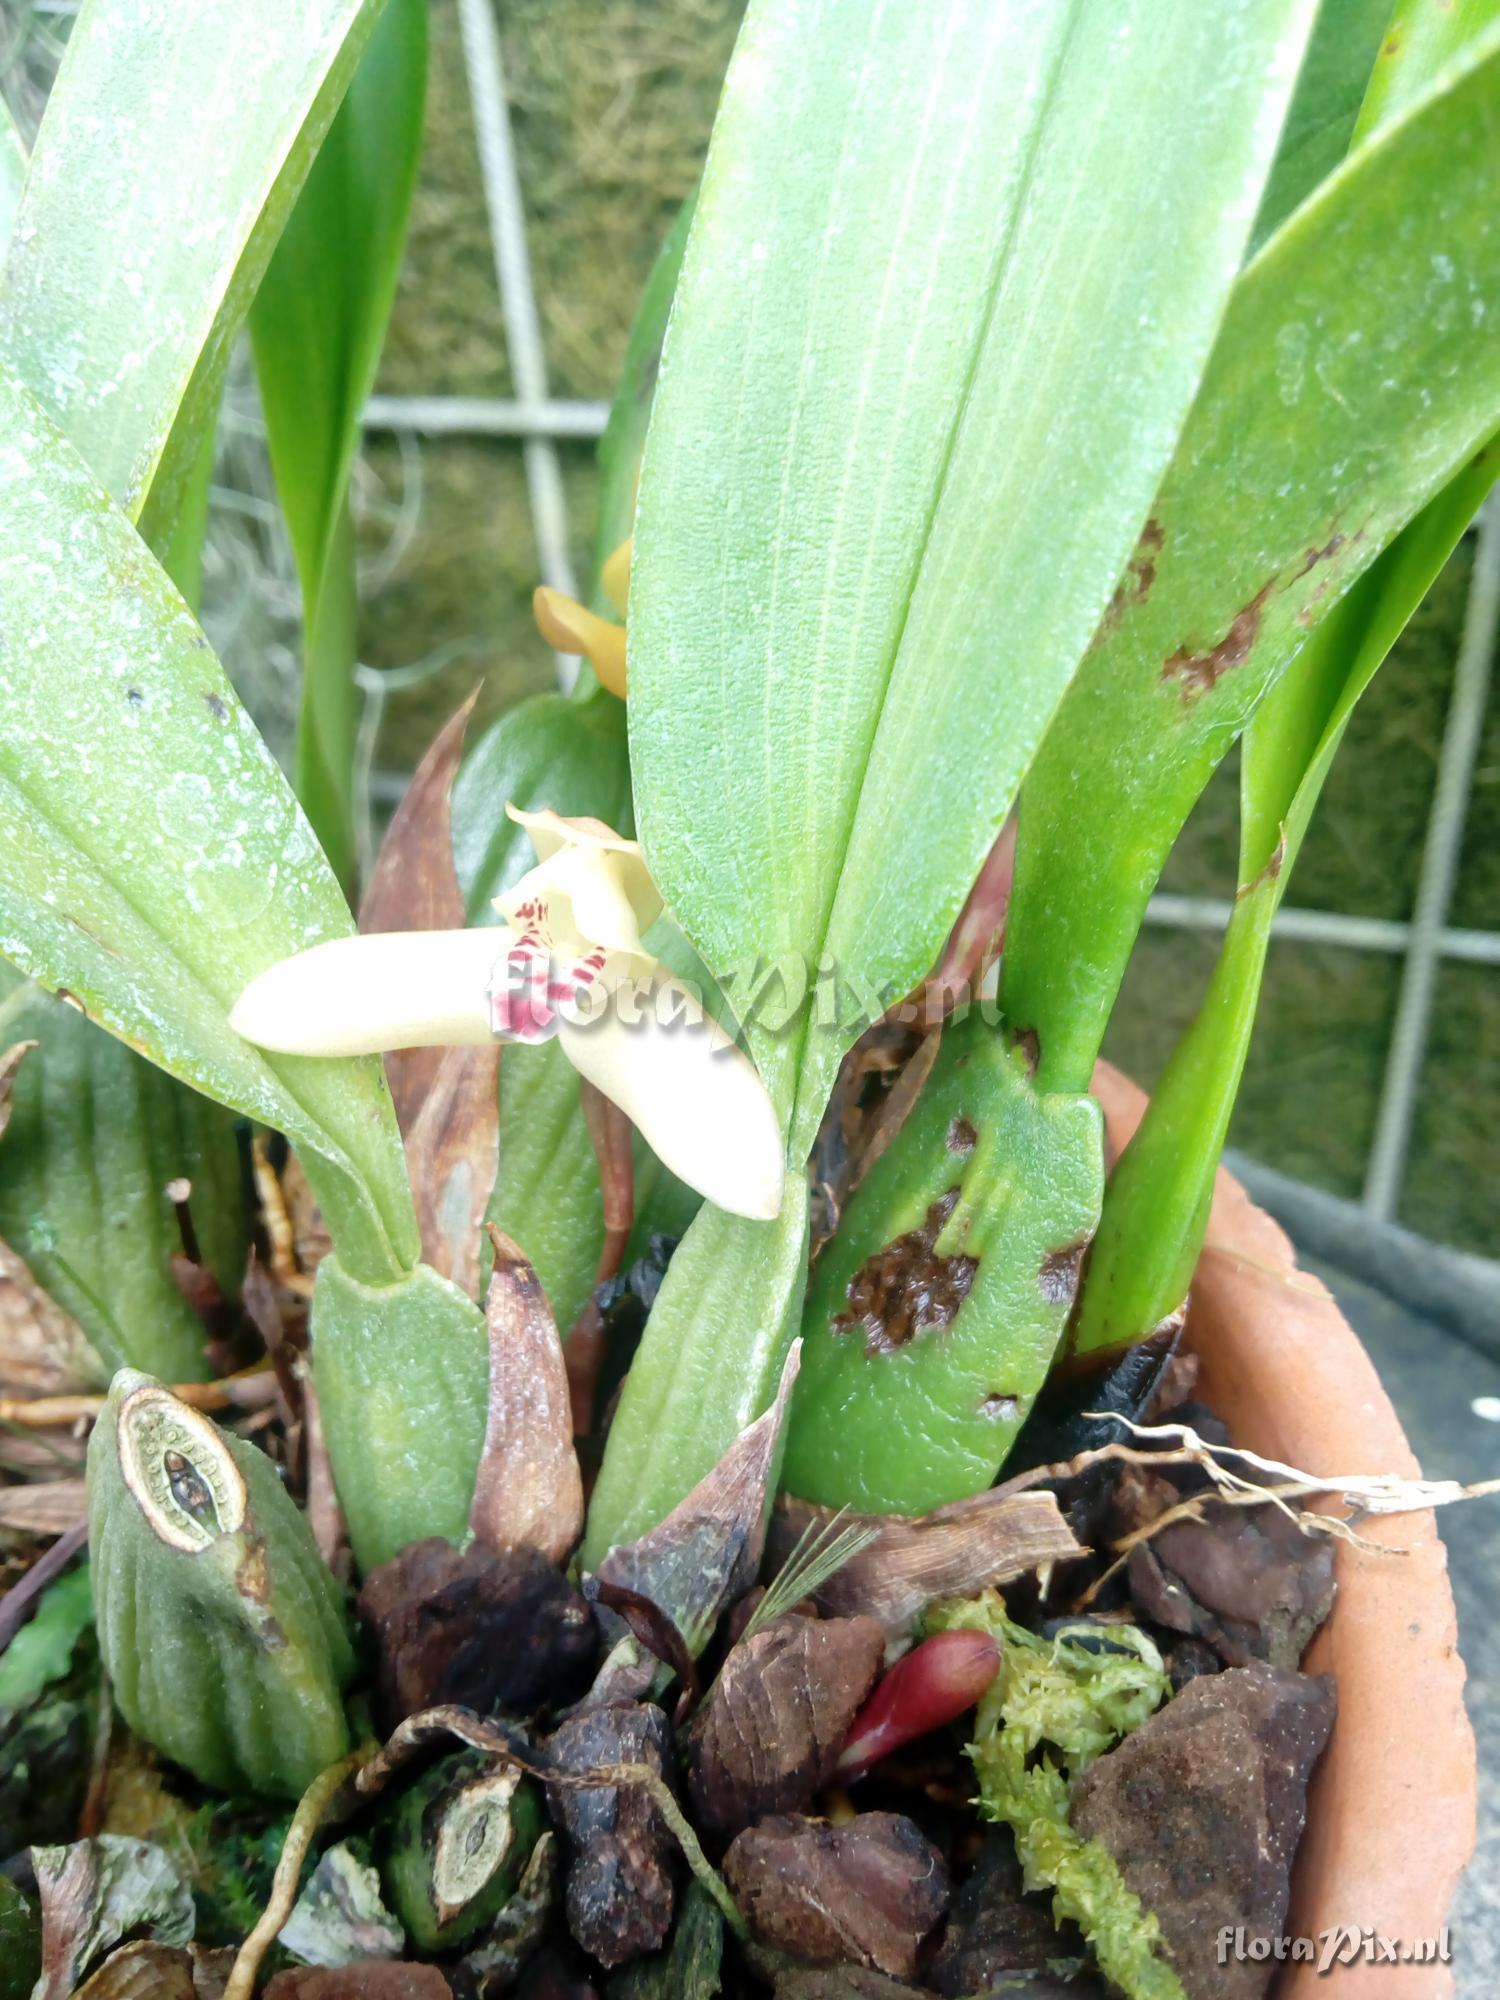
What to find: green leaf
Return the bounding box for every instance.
[0,968,245,1381]
[1356,0,1500,129]
[590,192,695,614]
[629,0,1319,1160]
[0,1567,92,1712]
[0,1876,41,2000]
[0,0,387,547]
[486,1036,609,1335]
[784,1016,1103,1513]
[1069,0,1500,1351]
[311,1255,487,1570]
[0,96,25,262]
[251,0,428,890]
[582,1170,809,1567]
[454,692,634,921]
[1003,25,1500,1094]
[1074,448,1499,1354]
[1246,0,1391,253]
[0,367,417,1283]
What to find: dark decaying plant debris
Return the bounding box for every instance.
[545,1702,678,1969]
[359,1539,599,1729]
[0,1316,1368,2000]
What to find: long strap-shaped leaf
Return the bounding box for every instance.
[0,368,419,1283]
[0,0,386,549]
[1003,20,1500,1096]
[251,0,428,891]
[584,0,1316,1560]
[1067,0,1500,1352]
[1071,456,1497,1352]
[629,0,1319,1161]
[0,98,23,257]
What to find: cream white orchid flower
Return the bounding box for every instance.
[229,807,785,1222]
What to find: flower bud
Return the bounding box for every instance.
[87,1371,355,1797]
[836,1629,1001,1780]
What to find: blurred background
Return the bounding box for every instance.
[4,0,1499,1265]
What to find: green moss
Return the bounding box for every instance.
[928,1594,1181,2000]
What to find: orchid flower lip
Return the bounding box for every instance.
[229,806,786,1222]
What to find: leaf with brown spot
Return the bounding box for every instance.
[359,692,479,1134]
[470,1228,584,1566]
[770,1487,1084,1640]
[1005,36,1500,1099]
[786,1014,1103,1515]
[1160,580,1274,699]
[831,1189,977,1357]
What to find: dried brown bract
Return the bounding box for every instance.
[771,1488,1083,1640]
[684,1614,885,1843]
[470,1230,583,1565]
[358,693,477,1136]
[724,1812,949,1979]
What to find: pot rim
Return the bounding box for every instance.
[1092,1062,1476,1999]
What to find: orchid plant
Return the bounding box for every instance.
[1,0,1498,1634]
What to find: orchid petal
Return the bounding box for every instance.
[230,928,512,1056]
[556,969,785,1223]
[601,536,632,615]
[532,585,627,699]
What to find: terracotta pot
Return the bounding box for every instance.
[1093,1065,1475,1997]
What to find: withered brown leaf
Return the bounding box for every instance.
[470,1228,583,1565]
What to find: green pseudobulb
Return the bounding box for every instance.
[87,1371,354,1797]
[0,964,246,1382]
[783,1013,1104,1514]
[386,1750,544,1952]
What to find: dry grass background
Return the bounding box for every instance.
[3,0,1497,1255]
